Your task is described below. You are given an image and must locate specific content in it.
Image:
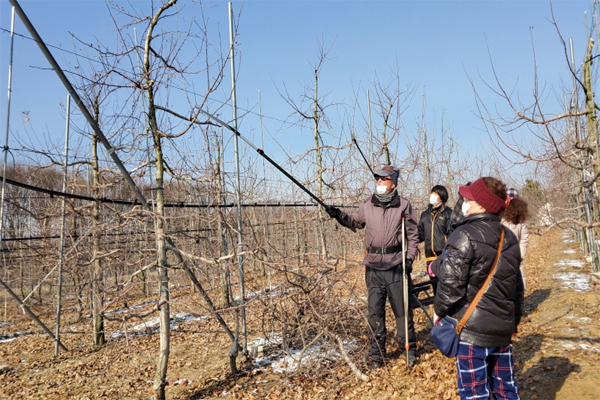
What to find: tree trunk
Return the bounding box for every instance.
[144,2,178,398]
[91,100,105,347]
[313,69,328,261]
[582,38,600,272]
[151,112,171,399]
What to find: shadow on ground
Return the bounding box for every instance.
[523,288,551,314]
[517,356,580,400]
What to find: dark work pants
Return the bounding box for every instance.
[365,264,416,363]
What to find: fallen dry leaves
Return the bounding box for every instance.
[0,227,598,399]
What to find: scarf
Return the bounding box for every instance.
[374,187,398,204]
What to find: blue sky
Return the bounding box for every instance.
[0,0,594,196]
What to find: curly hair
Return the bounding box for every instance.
[483,177,529,223]
[502,197,530,224]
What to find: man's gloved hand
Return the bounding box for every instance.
[325,206,341,219]
[325,206,356,232]
[404,258,413,275]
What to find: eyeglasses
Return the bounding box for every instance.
[377,176,391,181]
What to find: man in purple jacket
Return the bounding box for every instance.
[326,165,419,369]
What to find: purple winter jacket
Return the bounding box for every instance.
[337,193,419,270]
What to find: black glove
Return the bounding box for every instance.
[325,206,341,219]
[325,206,356,232]
[404,259,413,275]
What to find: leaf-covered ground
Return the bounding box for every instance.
[0,227,598,399]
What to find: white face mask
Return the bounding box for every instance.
[376,184,389,195]
[429,194,441,206]
[461,199,471,216]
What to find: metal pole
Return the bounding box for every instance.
[259,90,266,188]
[571,38,597,266]
[8,0,148,208]
[0,7,16,252]
[366,88,374,168]
[55,94,70,356]
[401,217,410,367]
[570,38,587,254]
[259,90,271,292]
[1,6,16,336]
[229,2,246,353]
[0,279,67,351]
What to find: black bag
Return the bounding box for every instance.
[430,316,460,357]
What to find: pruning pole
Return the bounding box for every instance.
[402,217,410,366]
[197,109,329,209]
[350,130,375,176]
[228,2,247,353]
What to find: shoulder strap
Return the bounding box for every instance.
[456,227,505,334]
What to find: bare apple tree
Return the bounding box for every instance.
[473,7,600,272]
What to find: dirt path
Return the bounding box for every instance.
[514,228,600,400]
[0,227,598,399]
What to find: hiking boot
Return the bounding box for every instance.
[369,361,383,370]
[406,350,417,367]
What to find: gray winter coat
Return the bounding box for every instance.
[337,193,419,270]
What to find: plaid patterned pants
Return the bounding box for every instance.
[456,341,520,400]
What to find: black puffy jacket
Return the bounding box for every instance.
[418,204,452,261]
[431,213,524,348]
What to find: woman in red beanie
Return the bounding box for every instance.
[430,177,524,400]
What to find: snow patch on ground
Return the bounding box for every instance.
[564,239,576,243]
[248,336,281,348]
[243,285,281,300]
[233,286,291,303]
[248,337,358,373]
[553,272,590,292]
[561,342,600,353]
[563,249,576,254]
[566,315,593,323]
[171,378,191,386]
[555,259,586,268]
[0,331,28,343]
[110,312,206,339]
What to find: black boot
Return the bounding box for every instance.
[369,361,384,370]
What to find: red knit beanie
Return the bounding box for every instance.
[458,177,507,214]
